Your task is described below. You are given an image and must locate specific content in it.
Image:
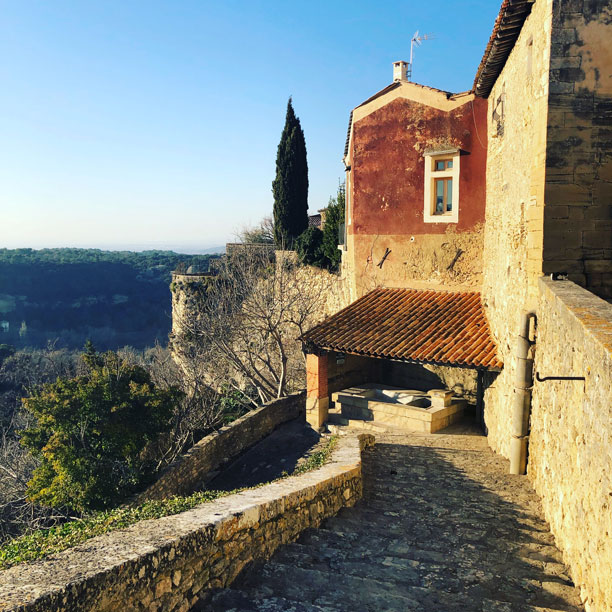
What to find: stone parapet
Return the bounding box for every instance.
[0,434,374,612]
[529,278,612,612]
[135,392,305,503]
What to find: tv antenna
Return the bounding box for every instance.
[408,31,434,81]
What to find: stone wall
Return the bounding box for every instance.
[0,434,373,612]
[529,278,612,612]
[481,0,612,459]
[481,0,553,458]
[291,260,351,318]
[136,393,304,502]
[543,0,612,298]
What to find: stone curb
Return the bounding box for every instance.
[0,433,374,612]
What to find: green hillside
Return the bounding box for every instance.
[0,248,219,350]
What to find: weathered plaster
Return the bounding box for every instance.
[343,88,487,298]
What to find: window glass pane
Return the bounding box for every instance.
[447,160,453,169]
[435,160,445,171]
[446,178,453,211]
[435,180,444,213]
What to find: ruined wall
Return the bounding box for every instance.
[135,393,304,503]
[0,434,373,612]
[529,278,612,612]
[170,259,351,389]
[345,90,488,298]
[543,0,612,299]
[169,272,215,340]
[292,261,351,317]
[481,0,553,458]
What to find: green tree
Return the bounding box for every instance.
[321,182,346,271]
[20,346,181,512]
[296,182,346,271]
[272,98,309,248]
[295,227,325,267]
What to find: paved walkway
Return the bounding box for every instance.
[206,419,323,491]
[203,427,584,611]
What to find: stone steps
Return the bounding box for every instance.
[195,431,583,612]
[267,538,578,611]
[279,529,568,578]
[205,589,340,611]
[323,509,557,549]
[238,561,450,610]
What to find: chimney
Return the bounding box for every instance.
[393,61,409,82]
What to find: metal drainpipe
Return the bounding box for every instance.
[509,311,536,475]
[476,369,485,430]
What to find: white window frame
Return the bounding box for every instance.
[423,149,460,224]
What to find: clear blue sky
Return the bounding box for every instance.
[0,0,500,252]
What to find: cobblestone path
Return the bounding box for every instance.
[204,429,584,612]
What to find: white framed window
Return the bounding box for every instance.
[423,149,460,224]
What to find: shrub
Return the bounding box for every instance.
[20,345,182,512]
[321,184,345,272]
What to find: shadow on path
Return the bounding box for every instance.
[203,431,583,611]
[206,419,321,491]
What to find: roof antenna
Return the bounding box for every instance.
[408,31,435,81]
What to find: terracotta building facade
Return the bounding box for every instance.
[343,77,488,299]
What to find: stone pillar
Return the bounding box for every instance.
[306,352,329,430]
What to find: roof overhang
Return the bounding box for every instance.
[301,288,503,372]
[473,0,535,98]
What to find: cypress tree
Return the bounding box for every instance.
[272,98,309,249]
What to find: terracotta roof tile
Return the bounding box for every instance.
[308,214,322,229]
[301,288,503,370]
[473,0,534,98]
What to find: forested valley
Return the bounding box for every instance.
[0,248,219,350]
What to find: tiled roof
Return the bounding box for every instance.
[308,214,322,229]
[301,288,503,370]
[473,0,534,98]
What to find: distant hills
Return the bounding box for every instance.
[0,248,220,350]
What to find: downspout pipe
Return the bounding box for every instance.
[509,311,536,475]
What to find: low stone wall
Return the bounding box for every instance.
[0,434,374,612]
[137,392,305,502]
[529,278,612,612]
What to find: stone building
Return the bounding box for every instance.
[302,1,612,608]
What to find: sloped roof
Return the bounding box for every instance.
[308,214,322,229]
[473,0,534,97]
[302,288,503,370]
